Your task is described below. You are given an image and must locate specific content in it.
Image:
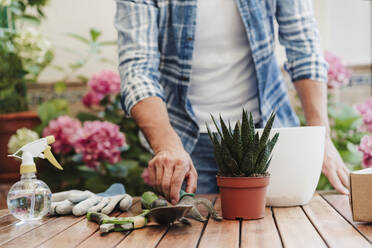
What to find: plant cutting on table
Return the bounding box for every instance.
[207,110,279,219]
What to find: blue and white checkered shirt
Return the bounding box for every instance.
[114,0,328,153]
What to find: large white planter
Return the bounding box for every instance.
[258,126,325,207]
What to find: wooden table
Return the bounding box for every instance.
[0,193,371,248]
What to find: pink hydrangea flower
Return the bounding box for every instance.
[359,135,372,168]
[82,90,104,108]
[324,51,352,88]
[74,121,126,168]
[43,116,82,154]
[141,168,151,185]
[88,70,121,95]
[356,97,372,132]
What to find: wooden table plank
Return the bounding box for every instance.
[198,196,239,248]
[156,195,217,248]
[1,215,84,248]
[41,198,140,248]
[273,206,326,248]
[0,214,19,230]
[321,193,372,243]
[38,209,124,248]
[241,208,282,248]
[77,198,146,248]
[115,199,171,248]
[303,194,371,248]
[0,209,9,217]
[0,216,56,246]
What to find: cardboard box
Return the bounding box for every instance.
[349,168,372,222]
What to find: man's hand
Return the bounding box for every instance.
[131,97,198,203]
[148,148,197,204]
[322,136,349,194]
[294,79,349,194]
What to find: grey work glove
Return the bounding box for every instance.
[50,190,133,216]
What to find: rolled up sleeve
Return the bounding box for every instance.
[276,0,328,83]
[115,0,165,116]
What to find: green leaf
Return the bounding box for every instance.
[76,111,101,122]
[227,158,244,176]
[54,81,66,93]
[219,114,234,155]
[232,122,243,163]
[207,124,229,176]
[241,109,250,155]
[100,41,117,46]
[36,99,70,125]
[15,14,41,24]
[259,112,276,151]
[89,28,101,41]
[66,33,89,44]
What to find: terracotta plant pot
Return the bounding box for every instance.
[0,111,40,183]
[216,175,270,220]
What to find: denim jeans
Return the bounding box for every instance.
[190,133,219,194]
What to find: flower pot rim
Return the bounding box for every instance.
[0,111,39,120]
[216,175,270,179]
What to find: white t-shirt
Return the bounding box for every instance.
[188,0,260,133]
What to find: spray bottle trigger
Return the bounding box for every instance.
[43,145,63,170]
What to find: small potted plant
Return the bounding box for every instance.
[207,110,279,220]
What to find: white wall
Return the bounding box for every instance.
[38,0,371,82]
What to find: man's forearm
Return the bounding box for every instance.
[130,96,183,153]
[294,79,330,134]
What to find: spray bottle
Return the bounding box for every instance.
[7,136,63,221]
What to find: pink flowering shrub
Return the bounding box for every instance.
[43,116,82,154]
[324,51,352,88]
[82,70,121,108]
[141,168,151,185]
[74,121,126,168]
[359,135,372,168]
[356,97,372,132]
[82,90,104,108]
[89,70,121,95]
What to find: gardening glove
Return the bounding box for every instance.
[50,184,133,216]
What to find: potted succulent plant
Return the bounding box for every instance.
[207,110,279,220]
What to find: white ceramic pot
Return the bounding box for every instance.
[258,126,325,207]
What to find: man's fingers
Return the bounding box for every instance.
[155,162,164,194]
[170,163,187,205]
[148,159,156,187]
[328,170,349,195]
[161,165,173,201]
[337,168,350,190]
[185,166,198,194]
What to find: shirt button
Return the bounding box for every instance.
[187,37,193,41]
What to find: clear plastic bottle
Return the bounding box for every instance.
[7,172,52,221]
[7,136,63,221]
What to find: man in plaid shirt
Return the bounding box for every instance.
[115,0,349,204]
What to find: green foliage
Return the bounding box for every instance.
[0,31,27,114]
[207,110,279,177]
[35,98,70,134]
[0,0,51,113]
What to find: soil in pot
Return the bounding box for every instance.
[217,175,269,220]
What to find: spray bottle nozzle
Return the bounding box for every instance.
[9,135,63,174]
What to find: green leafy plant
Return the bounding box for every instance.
[207,110,279,177]
[0,0,52,114]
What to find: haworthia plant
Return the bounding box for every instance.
[207,110,279,177]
